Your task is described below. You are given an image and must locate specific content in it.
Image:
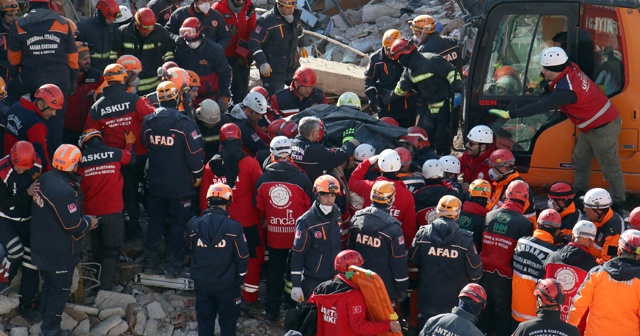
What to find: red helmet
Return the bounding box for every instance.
[280,120,299,138]
[162,61,178,71]
[488,149,515,167]
[459,283,487,308]
[220,123,241,141]
[400,126,430,150]
[493,65,519,82]
[179,17,203,40]
[505,180,529,203]
[10,141,36,169]
[34,84,64,110]
[618,229,640,255]
[534,278,564,306]
[334,249,364,273]
[379,117,399,127]
[630,207,640,230]
[389,38,416,61]
[268,118,286,139]
[394,147,412,167]
[134,8,156,32]
[537,209,561,229]
[293,67,317,87]
[250,86,270,102]
[548,181,575,200]
[96,0,121,20]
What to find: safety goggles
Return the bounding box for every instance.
[136,21,155,32]
[179,27,197,38]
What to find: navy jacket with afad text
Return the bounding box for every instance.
[3,98,51,171]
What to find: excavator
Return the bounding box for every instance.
[457,0,640,193]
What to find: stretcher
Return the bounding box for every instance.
[348,265,402,336]
[134,273,194,290]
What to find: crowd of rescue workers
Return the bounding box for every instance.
[0,0,638,335]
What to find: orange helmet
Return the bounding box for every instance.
[10,141,36,169]
[103,63,128,83]
[459,283,487,308]
[96,0,121,20]
[505,180,529,203]
[220,123,241,141]
[410,15,436,34]
[117,55,142,74]
[179,17,203,40]
[206,183,233,205]
[186,70,201,88]
[394,147,412,167]
[371,180,396,205]
[379,117,399,127]
[134,8,156,32]
[534,278,564,306]
[468,179,492,198]
[34,84,64,110]
[156,81,179,102]
[0,77,7,100]
[314,175,340,194]
[166,67,190,91]
[0,0,18,11]
[537,209,561,229]
[493,65,519,82]
[334,249,364,273]
[382,29,402,48]
[276,0,297,7]
[488,149,515,167]
[78,128,103,148]
[437,195,462,219]
[75,41,89,55]
[268,118,286,139]
[293,67,317,87]
[400,126,430,149]
[52,144,82,172]
[630,207,640,230]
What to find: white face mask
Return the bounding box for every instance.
[197,2,210,14]
[284,14,294,23]
[319,204,333,215]
[187,40,202,49]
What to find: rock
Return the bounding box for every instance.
[154,295,175,314]
[64,307,88,322]
[169,300,185,309]
[143,319,158,335]
[133,310,147,335]
[72,319,91,335]
[61,312,79,331]
[70,267,80,295]
[0,295,19,314]
[186,332,198,336]
[186,321,198,330]
[107,320,128,335]
[9,328,27,336]
[146,301,166,320]
[155,322,174,336]
[361,0,404,23]
[65,303,100,315]
[94,291,136,310]
[9,316,29,328]
[28,322,41,335]
[90,315,122,335]
[98,307,126,320]
[0,330,6,336]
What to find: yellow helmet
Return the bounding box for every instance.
[436,195,462,219]
[469,179,492,199]
[156,81,179,102]
[371,180,396,206]
[103,63,128,83]
[411,15,436,35]
[337,92,361,110]
[382,29,402,48]
[0,77,7,100]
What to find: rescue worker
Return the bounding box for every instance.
[485,149,536,221]
[385,38,461,155]
[165,0,231,50]
[77,0,121,72]
[567,229,640,335]
[411,15,460,67]
[290,175,342,301]
[229,91,270,156]
[394,147,424,193]
[308,249,403,335]
[336,92,361,111]
[511,209,561,323]
[248,0,306,95]
[512,279,580,336]
[545,181,583,244]
[348,180,409,303]
[409,195,482,326]
[419,284,487,336]
[115,5,134,27]
[63,42,102,144]
[196,99,230,162]
[8,0,79,152]
[414,159,459,227]
[0,0,19,82]
[175,17,232,108]
[187,183,249,336]
[0,142,41,322]
[31,144,98,336]
[489,47,626,213]
[212,0,257,103]
[365,29,418,127]
[543,220,598,323]
[292,116,360,183]
[270,67,327,117]
[254,135,312,321]
[114,8,175,95]
[478,180,534,336]
[348,149,417,245]
[77,129,133,290]
[141,81,204,277]
[4,83,64,171]
[116,54,143,93]
[439,155,463,194]
[459,125,495,183]
[630,207,640,230]
[147,0,181,26]
[581,187,625,263]
[458,179,492,250]
[399,126,438,168]
[199,122,264,305]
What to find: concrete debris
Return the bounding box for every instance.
[107,320,129,335]
[8,328,27,336]
[60,312,78,331]
[143,318,158,335]
[156,321,175,336]
[94,290,137,310]
[65,302,100,315]
[8,316,29,328]
[98,307,126,321]
[0,329,6,336]
[72,319,91,335]
[146,301,167,320]
[361,0,404,23]
[28,322,40,335]
[90,315,122,335]
[133,310,147,335]
[63,307,88,322]
[0,295,19,315]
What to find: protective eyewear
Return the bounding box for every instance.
[179,27,197,38]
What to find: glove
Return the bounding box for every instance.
[299,47,309,58]
[218,97,230,113]
[380,91,397,105]
[397,291,408,303]
[342,127,356,144]
[453,93,462,107]
[368,155,379,165]
[259,63,272,77]
[291,287,304,302]
[489,109,511,119]
[194,177,202,188]
[365,89,380,113]
[124,131,136,145]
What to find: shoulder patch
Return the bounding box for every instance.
[254,25,262,34]
[68,203,77,213]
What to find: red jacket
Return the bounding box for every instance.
[211,0,257,62]
[64,68,103,133]
[459,145,494,183]
[348,159,417,246]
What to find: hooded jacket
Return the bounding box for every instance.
[459,200,488,250]
[408,217,482,315]
[420,306,484,336]
[513,309,580,336]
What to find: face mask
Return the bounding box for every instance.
[488,168,500,181]
[187,40,202,49]
[130,77,140,88]
[197,2,210,14]
[284,14,294,23]
[319,204,333,215]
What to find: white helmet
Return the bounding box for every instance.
[439,155,461,174]
[243,92,268,114]
[196,99,221,124]
[115,5,133,24]
[354,143,376,162]
[422,159,443,179]
[582,188,612,209]
[378,149,401,173]
[541,47,569,67]
[467,125,493,144]
[270,136,292,158]
[572,220,597,239]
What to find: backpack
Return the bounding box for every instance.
[284,301,318,336]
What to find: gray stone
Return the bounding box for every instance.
[155,322,174,336]
[146,301,166,320]
[64,307,88,322]
[133,311,147,335]
[154,294,175,314]
[186,321,198,330]
[107,320,128,335]
[9,328,27,336]
[61,312,79,331]
[0,330,6,336]
[0,295,19,314]
[169,300,185,309]
[9,316,29,328]
[186,332,198,336]
[90,315,122,335]
[72,319,91,335]
[361,0,403,23]
[143,319,158,335]
[94,290,136,310]
[28,322,41,335]
[98,307,126,320]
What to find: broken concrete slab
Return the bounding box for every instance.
[72,320,90,335]
[98,307,126,321]
[94,291,136,310]
[90,315,122,335]
[146,301,166,320]
[0,295,19,315]
[301,57,366,97]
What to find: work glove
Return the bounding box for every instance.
[259,63,272,77]
[489,109,511,119]
[453,93,462,108]
[380,91,398,105]
[218,97,230,113]
[365,88,380,113]
[124,131,136,145]
[291,287,304,302]
[368,155,379,165]
[342,127,356,144]
[194,177,202,188]
[299,47,309,58]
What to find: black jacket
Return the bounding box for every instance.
[0,155,41,221]
[272,87,326,116]
[291,135,356,183]
[147,0,179,26]
[420,307,484,336]
[198,113,231,162]
[394,51,460,105]
[229,108,269,156]
[187,207,249,288]
[77,16,119,72]
[174,37,232,98]
[414,181,459,226]
[417,33,460,68]
[409,218,482,315]
[512,309,580,336]
[165,4,231,50]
